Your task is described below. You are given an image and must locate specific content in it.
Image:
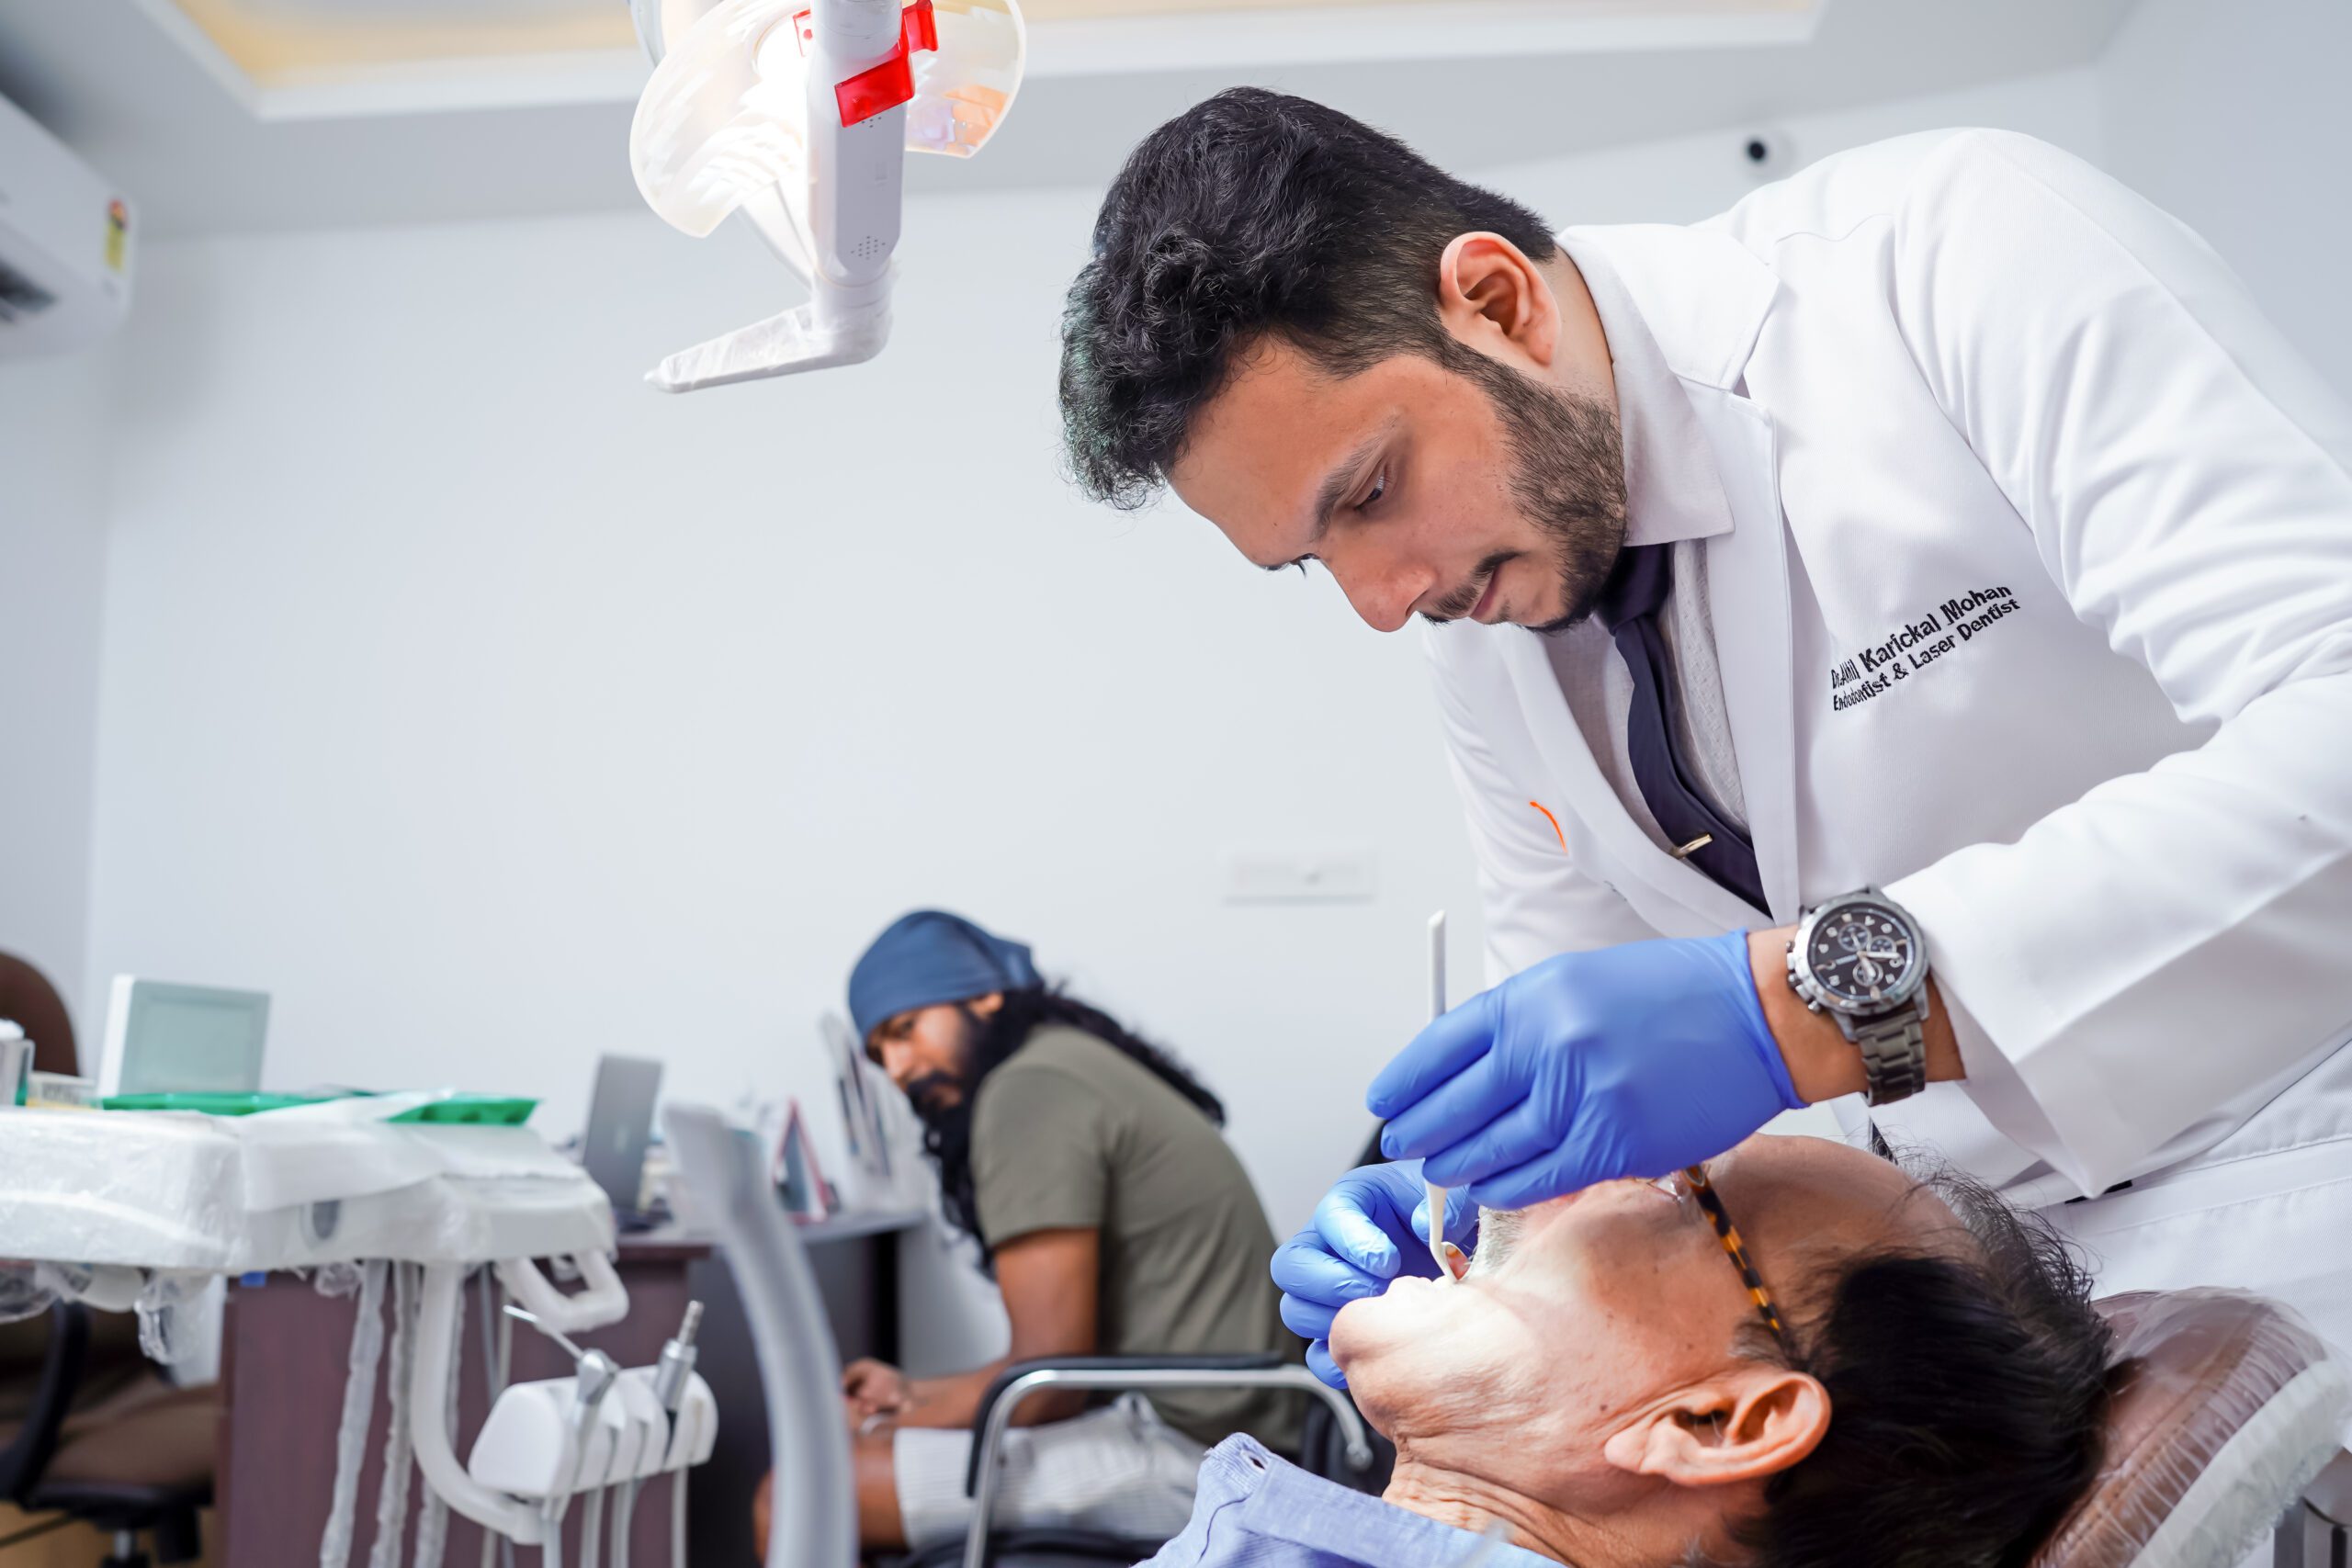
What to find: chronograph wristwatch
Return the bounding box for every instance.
[1784,887,1932,1106]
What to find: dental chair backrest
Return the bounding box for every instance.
[663,1102,855,1568]
[0,953,77,1077]
[2033,1290,2351,1568]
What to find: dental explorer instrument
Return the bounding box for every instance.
[1427,912,1464,1283]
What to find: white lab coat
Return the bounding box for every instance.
[1429,130,2352,1356]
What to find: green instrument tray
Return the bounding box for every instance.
[101,1092,334,1115]
[99,1092,537,1124]
[386,1095,538,1126]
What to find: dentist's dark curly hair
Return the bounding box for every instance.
[1058,86,1559,510]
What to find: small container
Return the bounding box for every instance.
[0,1027,31,1107]
[26,1072,99,1109]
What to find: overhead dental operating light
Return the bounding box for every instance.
[628,0,1026,391]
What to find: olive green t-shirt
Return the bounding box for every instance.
[970,1024,1302,1453]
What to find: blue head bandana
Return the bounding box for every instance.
[848,909,1042,1043]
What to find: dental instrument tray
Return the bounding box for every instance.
[389,1094,537,1125]
[97,1089,538,1123]
[101,1090,332,1114]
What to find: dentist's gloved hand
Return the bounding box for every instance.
[1270,1160,1479,1388]
[1371,931,1803,1211]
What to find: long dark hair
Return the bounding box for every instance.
[915,986,1223,1269]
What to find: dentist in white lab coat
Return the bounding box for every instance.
[1056,95,2352,1382]
[1407,130,2352,1359]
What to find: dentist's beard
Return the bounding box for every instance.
[1459,349,1629,635]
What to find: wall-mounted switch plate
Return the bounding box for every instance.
[1222,844,1377,903]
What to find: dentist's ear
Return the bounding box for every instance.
[1600,1369,1830,1487]
[1435,232,1559,371]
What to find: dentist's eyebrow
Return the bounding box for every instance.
[1313,429,1389,532]
[1257,425,1396,573]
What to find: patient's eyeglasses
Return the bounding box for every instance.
[1668,1164,1788,1347]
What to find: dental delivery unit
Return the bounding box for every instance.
[0,1092,868,1568]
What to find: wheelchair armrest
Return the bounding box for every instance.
[0,1301,92,1503]
[955,1351,1374,1568]
[963,1351,1300,1498]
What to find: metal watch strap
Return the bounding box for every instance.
[1852,1010,1928,1107]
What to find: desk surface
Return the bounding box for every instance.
[620,1205,927,1259]
[801,1204,930,1242]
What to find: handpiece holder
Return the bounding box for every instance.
[497,1252,629,1336]
[407,1251,637,1546]
[466,1365,718,1501]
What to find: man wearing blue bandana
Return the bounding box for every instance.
[755,909,1299,1557]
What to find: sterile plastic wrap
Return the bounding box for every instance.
[412,1272,462,1568]
[0,1105,612,1275]
[0,1109,243,1269]
[368,1262,420,1568]
[133,1269,217,1365]
[322,1261,390,1568]
[630,0,1026,246]
[0,1264,54,1325]
[2030,1288,2352,1568]
[0,1260,68,1325]
[314,1259,368,1299]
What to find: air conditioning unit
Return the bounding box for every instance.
[0,91,133,359]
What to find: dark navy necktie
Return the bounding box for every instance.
[1594,544,1768,914]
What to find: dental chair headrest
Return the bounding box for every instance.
[2032,1289,2350,1568]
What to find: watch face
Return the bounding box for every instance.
[1804,901,1919,1010]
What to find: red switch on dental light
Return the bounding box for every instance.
[834,0,938,127]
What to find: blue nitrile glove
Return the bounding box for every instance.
[1270,1160,1480,1388]
[1370,931,1803,1212]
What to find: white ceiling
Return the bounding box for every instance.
[0,0,2138,239]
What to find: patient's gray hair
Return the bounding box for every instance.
[1461,1165,2109,1568]
[1694,1159,2113,1568]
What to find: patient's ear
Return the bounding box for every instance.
[1600,1368,1829,1487]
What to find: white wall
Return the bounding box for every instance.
[82,67,2101,1250]
[2098,0,2352,399]
[1494,67,2104,230]
[88,186,1482,1236]
[0,348,110,1047]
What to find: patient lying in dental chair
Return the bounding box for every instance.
[1147,1134,2114,1568]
